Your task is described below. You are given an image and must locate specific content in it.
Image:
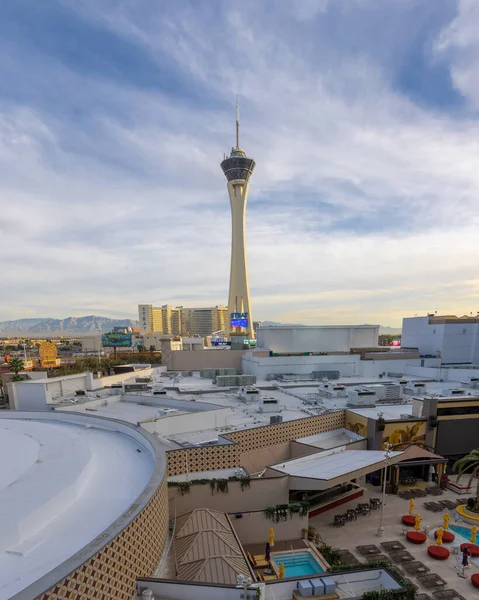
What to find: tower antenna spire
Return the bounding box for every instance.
[236,95,240,149]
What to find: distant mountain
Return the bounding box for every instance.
[0,315,139,335]
[379,326,402,335]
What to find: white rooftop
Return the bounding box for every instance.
[270,448,403,481]
[0,416,154,599]
[296,428,365,449]
[348,405,415,420]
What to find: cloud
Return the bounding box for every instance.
[0,0,478,327]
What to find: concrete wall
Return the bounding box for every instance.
[360,357,441,378]
[229,509,307,545]
[10,370,156,410]
[242,353,362,378]
[167,476,290,518]
[402,316,479,364]
[256,325,378,354]
[141,407,233,437]
[168,350,245,371]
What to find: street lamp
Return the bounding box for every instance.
[377,442,392,537]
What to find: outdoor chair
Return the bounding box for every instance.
[417,573,447,589]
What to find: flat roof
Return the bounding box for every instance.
[270,448,403,481]
[348,405,417,421]
[296,428,365,449]
[0,416,154,600]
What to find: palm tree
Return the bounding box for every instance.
[8,357,24,376]
[454,449,479,511]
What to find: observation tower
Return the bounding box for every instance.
[220,99,256,339]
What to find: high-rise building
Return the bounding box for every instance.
[138,304,227,337]
[221,99,255,338]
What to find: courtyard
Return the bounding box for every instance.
[310,483,479,599]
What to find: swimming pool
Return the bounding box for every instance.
[450,524,473,541]
[272,551,325,578]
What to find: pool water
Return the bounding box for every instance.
[272,551,325,578]
[450,524,473,541]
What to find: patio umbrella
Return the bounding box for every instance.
[409,499,415,516]
[471,525,477,544]
[414,514,421,531]
[279,563,285,579]
[436,527,443,545]
[265,542,271,562]
[269,527,275,548]
[443,513,450,530]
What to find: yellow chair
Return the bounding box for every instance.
[247,552,269,569]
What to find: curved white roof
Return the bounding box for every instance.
[0,415,155,600]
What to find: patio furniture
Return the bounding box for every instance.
[432,591,466,600]
[402,515,416,526]
[388,550,414,563]
[472,573,479,589]
[355,544,382,556]
[434,530,455,543]
[417,573,447,589]
[424,502,443,512]
[370,497,382,510]
[247,552,269,568]
[427,546,450,560]
[406,531,427,544]
[438,500,457,510]
[337,549,361,566]
[460,542,479,556]
[403,560,430,575]
[380,541,405,552]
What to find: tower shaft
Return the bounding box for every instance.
[227,180,253,337]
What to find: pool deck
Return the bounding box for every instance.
[310,484,478,598]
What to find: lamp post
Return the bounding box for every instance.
[377,442,392,537]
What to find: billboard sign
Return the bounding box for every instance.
[101,332,132,347]
[231,312,249,328]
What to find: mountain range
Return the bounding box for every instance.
[0,316,138,335]
[0,316,402,336]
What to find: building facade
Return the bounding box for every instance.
[402,314,479,364]
[138,304,227,337]
[220,100,255,339]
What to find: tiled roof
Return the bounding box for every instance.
[174,509,252,584]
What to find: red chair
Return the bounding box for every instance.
[434,530,455,543]
[406,531,426,544]
[471,572,479,589]
[428,545,450,560]
[460,543,479,557]
[402,515,416,526]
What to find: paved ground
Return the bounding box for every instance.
[310,484,478,598]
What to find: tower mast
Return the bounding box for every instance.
[236,95,240,149]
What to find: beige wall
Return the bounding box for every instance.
[166,410,346,476]
[230,510,307,546]
[168,476,290,518]
[169,349,245,371]
[240,441,319,474]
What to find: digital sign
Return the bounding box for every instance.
[231,312,248,328]
[101,332,132,347]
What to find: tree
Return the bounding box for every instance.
[8,357,24,376]
[137,344,147,353]
[454,449,479,511]
[149,345,156,352]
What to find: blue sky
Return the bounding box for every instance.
[1,0,479,327]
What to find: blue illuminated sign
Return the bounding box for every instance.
[231,312,248,329]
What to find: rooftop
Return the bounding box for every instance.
[269,448,403,486]
[0,413,155,600]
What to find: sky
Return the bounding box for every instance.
[1,0,479,327]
